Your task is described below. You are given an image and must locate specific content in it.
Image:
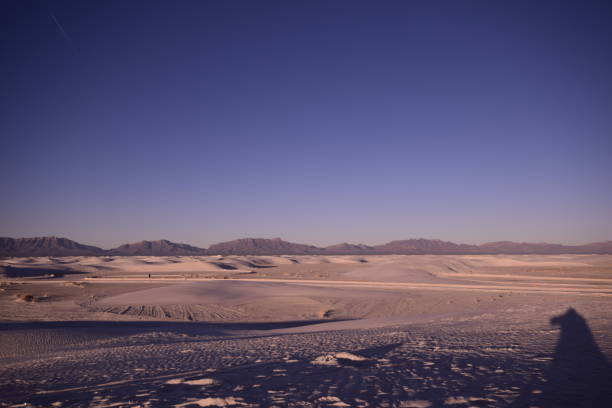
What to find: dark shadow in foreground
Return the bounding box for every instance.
[514,308,612,407]
[3,310,611,407]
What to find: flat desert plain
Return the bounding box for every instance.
[1,254,611,407]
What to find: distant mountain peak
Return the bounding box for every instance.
[0,236,104,257]
[325,242,374,254]
[207,237,320,255]
[106,239,205,256]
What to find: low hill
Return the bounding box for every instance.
[207,238,321,255]
[0,236,104,257]
[575,241,612,254]
[373,239,478,254]
[106,240,205,256]
[325,243,375,254]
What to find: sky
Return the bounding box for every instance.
[1,0,611,249]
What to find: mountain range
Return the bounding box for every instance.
[1,236,611,257]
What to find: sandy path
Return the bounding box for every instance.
[438,272,612,283]
[72,276,612,296]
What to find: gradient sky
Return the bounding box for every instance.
[2,0,611,249]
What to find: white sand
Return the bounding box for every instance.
[1,254,611,407]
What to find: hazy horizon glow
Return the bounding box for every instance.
[2,1,611,249]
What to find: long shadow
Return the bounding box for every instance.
[0,265,86,278]
[0,319,347,335]
[0,319,355,367]
[515,308,612,407]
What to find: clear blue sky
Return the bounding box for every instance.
[2,0,611,248]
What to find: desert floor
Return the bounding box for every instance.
[1,254,611,407]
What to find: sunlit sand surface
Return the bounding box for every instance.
[1,255,611,407]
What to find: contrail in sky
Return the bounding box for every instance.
[50,12,75,49]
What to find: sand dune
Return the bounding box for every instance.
[88,280,409,321]
[0,254,372,277]
[1,254,611,407]
[3,253,610,277]
[96,281,368,305]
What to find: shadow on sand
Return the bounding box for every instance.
[0,319,349,338]
[513,308,612,407]
[3,309,612,407]
[0,265,86,278]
